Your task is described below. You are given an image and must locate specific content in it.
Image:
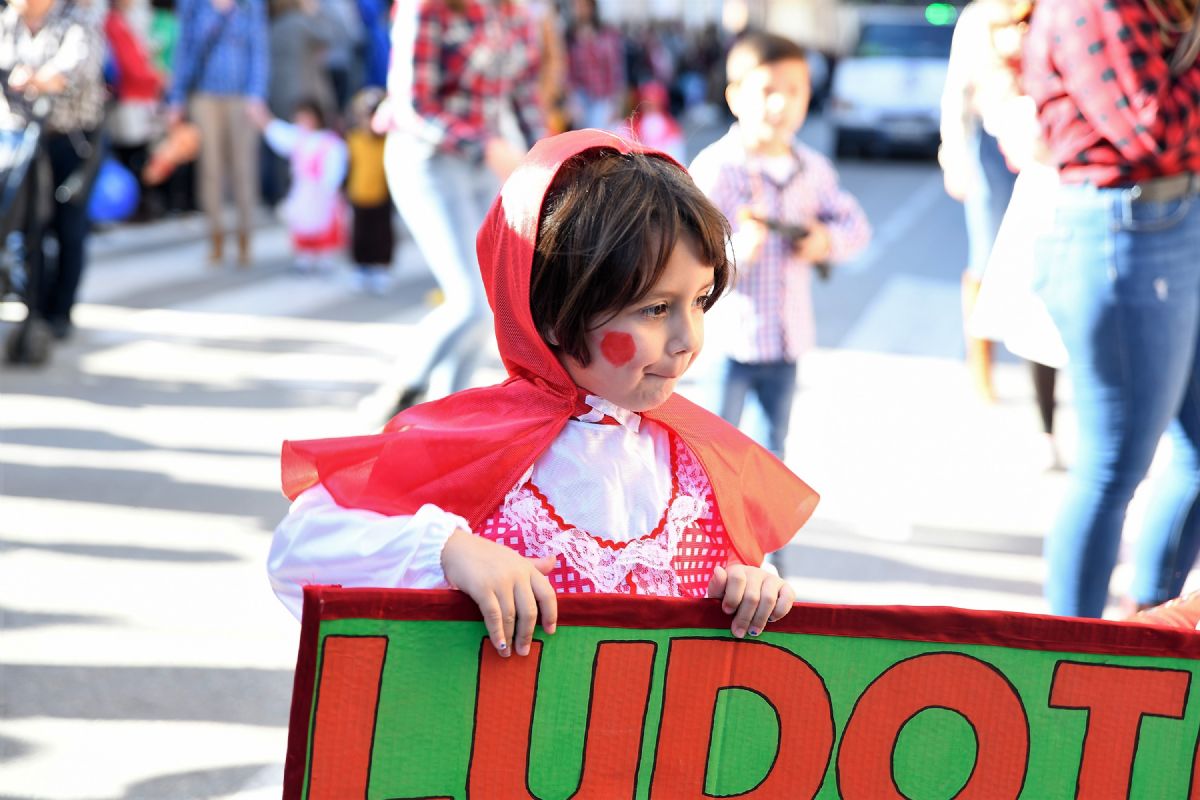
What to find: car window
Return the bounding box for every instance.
[855,23,954,59]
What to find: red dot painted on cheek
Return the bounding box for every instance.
[599,332,636,367]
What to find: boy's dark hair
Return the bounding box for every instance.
[726,31,808,85]
[293,97,327,129]
[530,149,732,367]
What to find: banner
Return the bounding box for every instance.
[284,587,1200,799]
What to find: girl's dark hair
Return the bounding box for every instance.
[530,149,733,367]
[293,97,327,128]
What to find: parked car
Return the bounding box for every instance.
[829,4,957,158]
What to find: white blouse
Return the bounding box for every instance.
[268,396,677,619]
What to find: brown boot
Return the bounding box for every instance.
[209,231,225,265]
[962,271,995,402]
[236,231,252,268]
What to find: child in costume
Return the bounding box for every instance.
[621,81,686,164]
[344,87,394,295]
[689,33,870,459]
[251,98,348,274]
[269,130,819,658]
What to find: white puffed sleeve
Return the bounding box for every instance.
[267,484,468,619]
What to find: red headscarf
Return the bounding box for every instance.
[281,130,818,565]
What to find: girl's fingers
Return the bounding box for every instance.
[721,567,747,615]
[706,565,728,599]
[769,581,796,622]
[730,584,761,639]
[477,594,510,657]
[748,578,781,636]
[532,572,558,635]
[496,589,517,660]
[513,580,539,657]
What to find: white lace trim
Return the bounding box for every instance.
[500,439,710,596]
[573,394,641,433]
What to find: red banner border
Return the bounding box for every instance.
[283,586,1200,799]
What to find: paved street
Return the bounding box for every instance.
[0,118,1188,798]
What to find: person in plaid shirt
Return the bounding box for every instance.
[566,0,625,130]
[690,33,870,460]
[1023,0,1200,618]
[369,0,544,417]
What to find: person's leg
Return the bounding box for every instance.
[227,95,260,266]
[961,129,1015,402]
[38,133,89,334]
[190,94,228,261]
[1040,186,1200,617]
[384,136,494,400]
[433,156,502,393]
[1031,361,1057,435]
[1031,360,1062,470]
[718,358,753,429]
[1127,197,1200,606]
[754,360,799,459]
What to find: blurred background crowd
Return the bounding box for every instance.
[3,0,1200,794]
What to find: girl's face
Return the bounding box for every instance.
[294,109,319,130]
[559,236,714,413]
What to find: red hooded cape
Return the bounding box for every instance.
[281,130,818,566]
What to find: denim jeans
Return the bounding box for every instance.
[1036,179,1200,617]
[385,135,499,396]
[718,358,798,459]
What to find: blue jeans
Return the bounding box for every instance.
[385,135,499,396]
[718,359,797,459]
[1036,180,1200,617]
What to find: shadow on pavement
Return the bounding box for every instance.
[1,665,292,726]
[909,524,1044,557]
[0,463,288,530]
[0,606,117,630]
[779,542,1042,598]
[0,733,36,763]
[1,428,271,459]
[0,539,240,564]
[0,372,374,411]
[119,763,278,800]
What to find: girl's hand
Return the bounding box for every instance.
[441,529,558,657]
[707,563,795,639]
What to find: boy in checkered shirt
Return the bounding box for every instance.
[690,33,871,459]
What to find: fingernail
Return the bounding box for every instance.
[748,628,761,637]
[544,623,556,634]
[497,641,509,656]
[733,627,745,639]
[517,642,530,657]
[723,605,734,615]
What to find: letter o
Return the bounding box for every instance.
[837,652,1028,799]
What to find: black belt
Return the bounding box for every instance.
[1128,172,1198,203]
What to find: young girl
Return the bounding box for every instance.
[345,87,394,294]
[252,98,348,274]
[269,130,819,657]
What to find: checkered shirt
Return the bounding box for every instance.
[1023,0,1200,186]
[689,126,871,363]
[567,26,625,100]
[169,0,268,104]
[396,0,543,162]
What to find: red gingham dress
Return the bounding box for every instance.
[476,431,729,597]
